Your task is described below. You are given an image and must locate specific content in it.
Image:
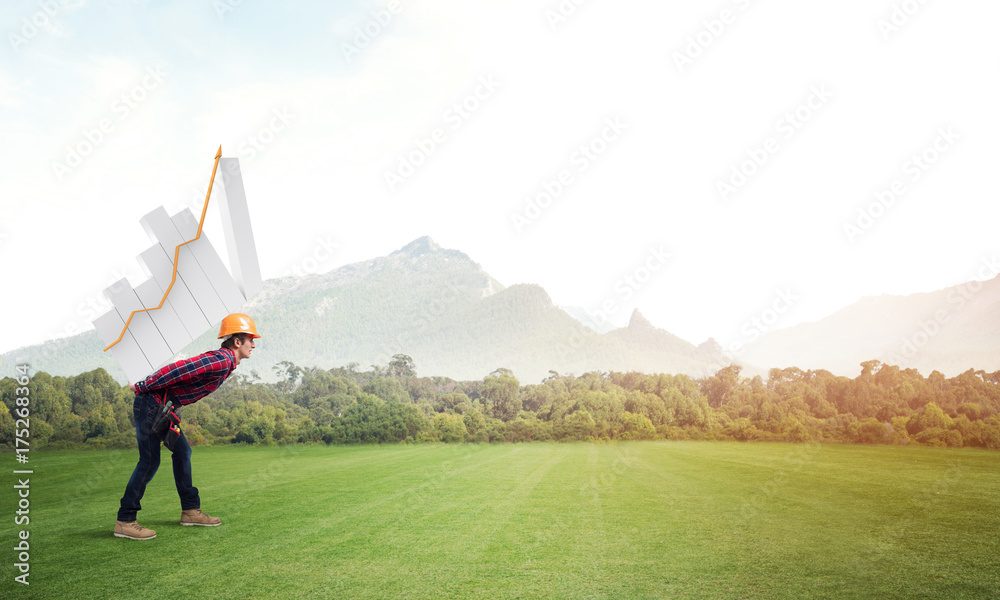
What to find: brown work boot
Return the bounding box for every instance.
[180,508,221,526]
[114,520,156,540]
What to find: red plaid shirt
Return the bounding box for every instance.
[133,348,237,406]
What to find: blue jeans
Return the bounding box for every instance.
[118,392,199,522]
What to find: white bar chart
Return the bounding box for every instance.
[93,153,262,383]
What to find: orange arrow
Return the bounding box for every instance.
[104,146,223,352]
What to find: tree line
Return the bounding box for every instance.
[1,356,999,450]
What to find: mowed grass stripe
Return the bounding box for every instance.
[3,443,999,600]
[11,445,467,600]
[587,443,755,598]
[184,444,536,599]
[218,444,564,599]
[625,442,1000,600]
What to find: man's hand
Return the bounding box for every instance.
[128,381,137,393]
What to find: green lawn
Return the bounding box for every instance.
[3,442,999,599]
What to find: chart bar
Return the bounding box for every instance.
[218,158,263,298]
[171,208,246,311]
[103,279,174,370]
[140,207,228,325]
[133,278,192,354]
[93,308,154,383]
[137,245,210,338]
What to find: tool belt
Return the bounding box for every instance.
[151,391,182,451]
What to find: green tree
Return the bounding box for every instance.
[66,369,122,415]
[700,365,742,407]
[388,354,416,378]
[85,402,119,439]
[909,402,950,434]
[956,403,984,421]
[463,407,487,441]
[504,414,543,442]
[233,414,276,444]
[0,402,15,446]
[272,361,304,393]
[968,419,1000,449]
[21,372,72,429]
[432,413,466,443]
[723,418,757,441]
[854,418,886,444]
[555,410,595,440]
[334,395,428,443]
[481,369,521,422]
[617,411,656,440]
[434,392,470,413]
[784,416,811,443]
[363,378,410,403]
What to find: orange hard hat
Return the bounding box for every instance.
[218,313,261,339]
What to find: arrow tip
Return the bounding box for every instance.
[215,145,222,159]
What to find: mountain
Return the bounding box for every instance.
[741,273,1000,377]
[0,237,723,383]
[558,306,619,334]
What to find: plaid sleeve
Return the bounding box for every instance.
[134,352,230,393]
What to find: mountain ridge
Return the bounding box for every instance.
[4,239,997,382]
[741,272,1000,376]
[1,237,720,383]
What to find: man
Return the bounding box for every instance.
[114,313,261,540]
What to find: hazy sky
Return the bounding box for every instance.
[2,0,999,358]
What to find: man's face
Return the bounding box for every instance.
[235,336,255,361]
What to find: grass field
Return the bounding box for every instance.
[2,441,999,599]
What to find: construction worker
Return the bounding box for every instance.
[114,313,261,540]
